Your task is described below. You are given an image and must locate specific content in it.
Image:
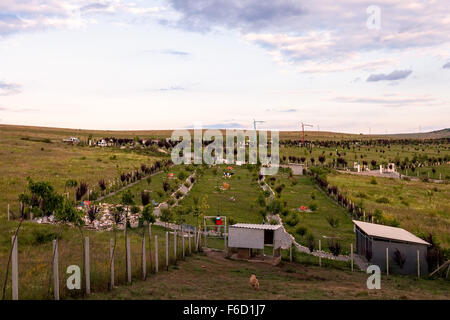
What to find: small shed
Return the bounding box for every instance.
[353,220,430,275]
[228,224,283,259]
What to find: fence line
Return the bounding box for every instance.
[84,237,90,295]
[53,239,60,300]
[3,224,196,300]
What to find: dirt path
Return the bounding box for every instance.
[86,249,450,300]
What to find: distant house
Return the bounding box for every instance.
[62,137,79,144]
[228,224,285,259]
[353,220,430,275]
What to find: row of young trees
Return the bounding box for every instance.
[309,168,447,270]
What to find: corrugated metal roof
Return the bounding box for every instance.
[353,220,430,246]
[230,223,282,230]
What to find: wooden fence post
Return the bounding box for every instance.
[351,243,354,272]
[53,239,59,300]
[318,240,322,267]
[165,232,169,271]
[11,236,18,300]
[155,235,159,273]
[110,239,114,289]
[417,250,420,278]
[194,228,197,252]
[142,234,146,280]
[188,230,192,255]
[174,231,177,262]
[289,244,292,262]
[204,220,207,247]
[182,232,185,259]
[127,237,131,284]
[7,204,10,221]
[386,248,389,276]
[85,237,90,295]
[224,217,227,249]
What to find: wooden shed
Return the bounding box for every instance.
[353,220,430,275]
[228,224,283,259]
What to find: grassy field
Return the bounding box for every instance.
[99,165,190,206]
[272,171,355,254]
[0,125,170,218]
[86,250,450,300]
[178,165,264,226]
[1,124,449,300]
[327,173,450,250]
[0,221,190,300]
[280,144,450,180]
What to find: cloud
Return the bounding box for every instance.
[157,86,186,91]
[202,122,246,129]
[162,49,190,56]
[443,62,450,69]
[266,108,298,113]
[142,49,191,57]
[0,0,167,36]
[167,0,305,32]
[366,70,412,82]
[166,1,450,72]
[0,81,21,95]
[0,105,39,112]
[334,94,442,107]
[79,3,111,14]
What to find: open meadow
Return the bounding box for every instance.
[0,124,449,300]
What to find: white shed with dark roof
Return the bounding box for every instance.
[353,220,430,275]
[228,224,284,259]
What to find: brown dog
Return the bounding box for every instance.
[249,274,259,290]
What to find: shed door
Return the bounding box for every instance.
[264,230,274,245]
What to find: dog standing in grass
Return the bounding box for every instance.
[249,274,259,290]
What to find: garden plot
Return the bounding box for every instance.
[268,170,355,255]
[178,165,264,226]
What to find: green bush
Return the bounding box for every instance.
[375,197,390,204]
[295,226,307,238]
[326,215,339,228]
[285,213,299,227]
[31,229,58,245]
[307,234,315,252]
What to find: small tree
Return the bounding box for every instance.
[142,204,156,273]
[295,226,307,238]
[328,240,341,256]
[98,179,106,192]
[160,208,173,229]
[76,182,88,201]
[307,234,315,252]
[141,191,150,206]
[326,214,339,228]
[87,205,99,224]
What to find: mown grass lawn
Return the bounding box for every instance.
[327,172,450,250]
[178,165,264,226]
[273,171,355,254]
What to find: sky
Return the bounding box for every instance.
[0,0,449,134]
